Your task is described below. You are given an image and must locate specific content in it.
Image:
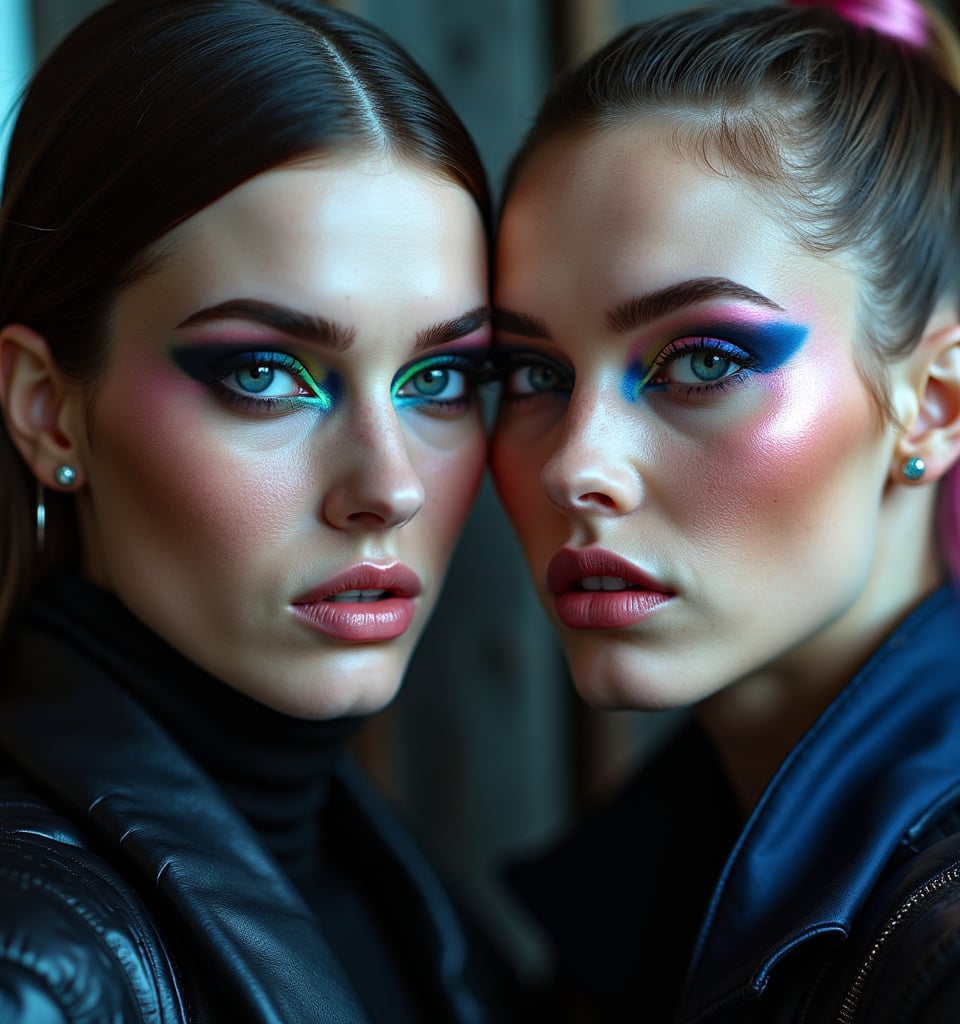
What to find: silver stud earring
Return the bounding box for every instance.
[54,464,76,487]
[902,456,926,482]
[36,480,46,554]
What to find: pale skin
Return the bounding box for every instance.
[0,152,489,719]
[492,122,960,811]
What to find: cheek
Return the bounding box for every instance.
[662,368,882,552]
[419,424,487,533]
[87,375,309,573]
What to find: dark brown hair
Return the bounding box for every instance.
[0,0,489,629]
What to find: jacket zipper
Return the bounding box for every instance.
[835,860,960,1023]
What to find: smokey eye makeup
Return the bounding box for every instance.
[391,349,491,415]
[171,344,341,413]
[492,344,574,400]
[622,320,809,402]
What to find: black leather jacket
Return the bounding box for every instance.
[509,587,960,1023]
[0,580,518,1023]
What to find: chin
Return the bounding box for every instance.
[565,644,698,713]
[225,653,410,720]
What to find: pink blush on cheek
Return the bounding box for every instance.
[680,353,877,543]
[88,368,305,571]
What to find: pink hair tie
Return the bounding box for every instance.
[790,0,930,49]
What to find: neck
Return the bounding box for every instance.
[698,550,944,814]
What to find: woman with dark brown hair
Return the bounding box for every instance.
[0,2,518,1020]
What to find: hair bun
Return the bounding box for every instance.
[789,0,929,48]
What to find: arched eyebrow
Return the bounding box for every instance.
[607,277,784,333]
[493,308,552,340]
[177,299,491,352]
[177,299,356,351]
[494,278,784,345]
[414,305,491,351]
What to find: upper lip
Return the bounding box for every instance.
[546,547,672,596]
[292,562,423,604]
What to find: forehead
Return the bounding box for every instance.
[168,154,479,272]
[112,155,486,334]
[493,120,847,315]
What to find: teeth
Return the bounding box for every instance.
[326,589,389,603]
[581,576,630,592]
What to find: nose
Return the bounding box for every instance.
[540,387,643,517]
[321,405,425,531]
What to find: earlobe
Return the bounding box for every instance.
[892,320,960,485]
[0,323,85,489]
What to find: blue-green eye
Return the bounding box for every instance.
[673,350,736,384]
[224,362,287,396]
[172,346,337,412]
[400,366,457,399]
[624,337,754,401]
[392,353,482,413]
[498,353,572,399]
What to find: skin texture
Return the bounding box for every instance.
[492,123,947,800]
[57,154,488,718]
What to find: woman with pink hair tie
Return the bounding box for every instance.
[492,0,960,1020]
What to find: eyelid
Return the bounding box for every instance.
[171,344,336,410]
[392,348,491,395]
[651,335,754,367]
[624,335,756,401]
[494,345,572,374]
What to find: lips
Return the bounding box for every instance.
[546,547,674,630]
[291,563,422,642]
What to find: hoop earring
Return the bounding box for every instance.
[36,480,46,554]
[902,456,926,482]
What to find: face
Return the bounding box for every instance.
[492,123,910,711]
[68,155,488,717]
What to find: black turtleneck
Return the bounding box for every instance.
[29,572,425,1023]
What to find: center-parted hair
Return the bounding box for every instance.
[0,0,490,627]
[505,0,960,573]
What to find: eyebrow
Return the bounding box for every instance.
[177,299,356,352]
[414,305,491,351]
[177,299,491,353]
[607,277,785,334]
[492,308,552,340]
[493,277,784,344]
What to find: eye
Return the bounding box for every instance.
[392,352,484,414]
[222,360,308,398]
[396,365,466,402]
[500,355,572,398]
[641,337,755,394]
[669,350,737,385]
[171,345,337,413]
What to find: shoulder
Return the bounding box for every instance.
[0,774,188,1024]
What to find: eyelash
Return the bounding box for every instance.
[496,351,573,400]
[204,351,336,413]
[630,336,757,398]
[175,344,494,421]
[392,353,492,416]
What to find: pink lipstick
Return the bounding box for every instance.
[547,547,674,629]
[291,563,422,642]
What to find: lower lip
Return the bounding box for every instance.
[553,589,672,630]
[291,597,416,642]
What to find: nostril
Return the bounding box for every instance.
[576,491,619,511]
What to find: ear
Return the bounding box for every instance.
[0,323,85,489]
[890,317,960,486]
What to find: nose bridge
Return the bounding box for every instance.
[542,379,644,516]
[322,390,425,530]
